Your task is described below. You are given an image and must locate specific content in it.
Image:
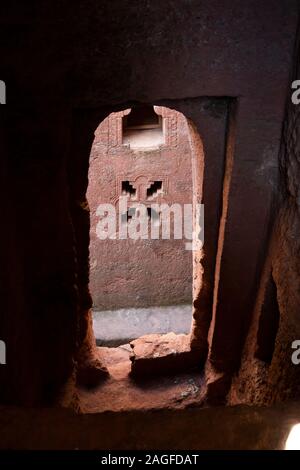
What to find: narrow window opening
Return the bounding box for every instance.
[124,105,160,129]
[147,181,163,199]
[88,106,196,347]
[122,181,136,198]
[86,104,205,408]
[122,105,164,149]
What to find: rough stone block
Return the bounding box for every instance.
[130,332,203,377]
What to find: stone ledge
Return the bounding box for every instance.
[130,332,204,377]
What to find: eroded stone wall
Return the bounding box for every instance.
[229,24,300,406]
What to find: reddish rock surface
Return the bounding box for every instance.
[78,344,205,413]
[130,333,204,377]
[87,107,193,309]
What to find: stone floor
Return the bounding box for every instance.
[1,401,299,449]
[92,304,192,346]
[78,344,206,413]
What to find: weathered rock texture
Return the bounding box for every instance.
[229,23,300,405]
[130,333,203,377]
[87,107,193,309]
[0,1,299,411]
